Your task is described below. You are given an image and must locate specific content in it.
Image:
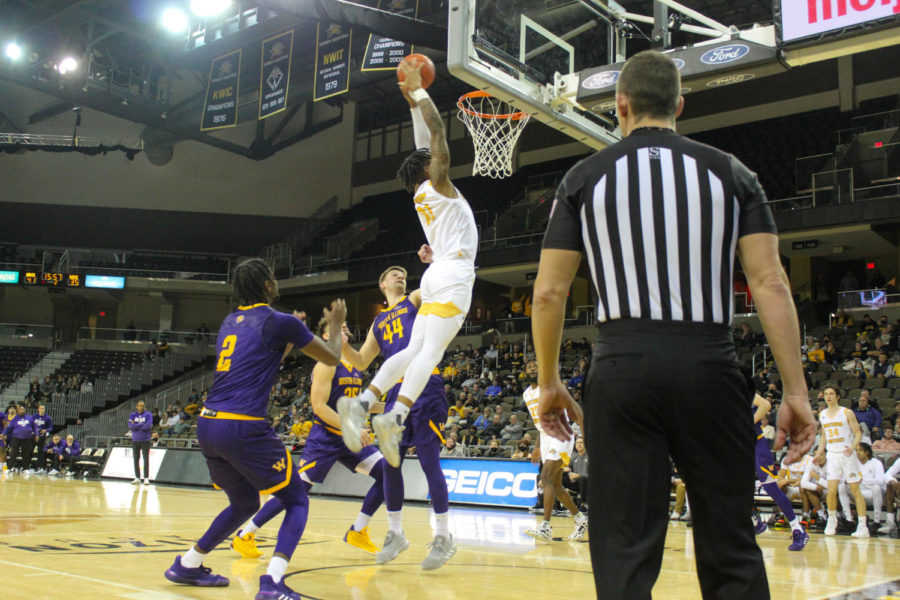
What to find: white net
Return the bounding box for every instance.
[457,92,530,179]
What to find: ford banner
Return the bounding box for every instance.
[441,458,539,508]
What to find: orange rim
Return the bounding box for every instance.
[457,91,528,121]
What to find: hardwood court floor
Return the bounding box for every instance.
[1,473,899,600]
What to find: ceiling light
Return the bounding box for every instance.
[4,42,22,61]
[58,56,78,75]
[161,8,189,34]
[189,0,233,18]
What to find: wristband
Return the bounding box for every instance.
[410,88,430,103]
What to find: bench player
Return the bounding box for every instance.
[231,320,389,559]
[339,59,478,472]
[341,265,456,570]
[163,258,346,600]
[816,385,869,538]
[522,360,588,542]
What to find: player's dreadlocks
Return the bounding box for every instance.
[232,258,275,306]
[396,148,431,193]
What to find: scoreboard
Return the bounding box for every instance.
[0,270,127,289]
[21,272,82,288]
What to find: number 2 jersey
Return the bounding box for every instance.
[304,360,363,455]
[205,304,314,418]
[375,295,448,444]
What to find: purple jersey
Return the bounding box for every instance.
[206,304,314,418]
[33,413,52,436]
[129,410,153,442]
[304,360,363,456]
[4,413,36,439]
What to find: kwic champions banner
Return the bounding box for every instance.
[778,0,900,43]
[361,0,418,71]
[314,22,351,101]
[201,49,241,131]
[259,30,293,119]
[441,458,539,508]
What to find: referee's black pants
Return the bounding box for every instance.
[133,441,150,479]
[584,319,768,600]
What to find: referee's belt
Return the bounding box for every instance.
[200,408,264,421]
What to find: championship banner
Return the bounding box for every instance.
[361,0,418,71]
[313,22,352,101]
[259,30,293,119]
[201,49,241,131]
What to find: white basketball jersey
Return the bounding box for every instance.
[523,385,543,434]
[781,454,811,480]
[819,407,854,452]
[413,180,478,264]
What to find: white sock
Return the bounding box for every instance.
[818,509,827,520]
[434,512,449,537]
[574,511,584,521]
[388,510,403,535]
[887,513,896,523]
[267,556,288,583]
[858,516,867,527]
[542,519,551,527]
[181,546,205,568]
[358,389,377,411]
[353,512,371,532]
[388,402,411,423]
[239,521,260,538]
[789,517,802,532]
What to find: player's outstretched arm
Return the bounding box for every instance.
[299,300,346,366]
[343,325,380,371]
[752,394,771,424]
[409,288,423,307]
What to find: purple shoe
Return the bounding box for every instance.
[164,555,229,587]
[753,520,767,535]
[256,575,302,600]
[788,528,809,552]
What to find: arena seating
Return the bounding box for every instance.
[0,346,47,392]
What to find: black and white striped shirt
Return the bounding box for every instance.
[543,128,776,326]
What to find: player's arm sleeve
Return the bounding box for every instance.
[884,458,900,483]
[263,311,315,351]
[542,173,584,252]
[411,106,431,150]
[730,154,777,238]
[800,464,818,491]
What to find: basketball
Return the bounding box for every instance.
[397,53,435,89]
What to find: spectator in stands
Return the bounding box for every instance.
[834,309,853,331]
[568,369,585,389]
[442,361,458,381]
[461,426,479,448]
[272,417,287,436]
[473,407,491,433]
[44,434,64,474]
[1,404,36,473]
[849,359,869,382]
[145,340,158,359]
[849,342,866,362]
[485,439,503,457]
[151,408,162,427]
[445,407,461,430]
[873,353,892,380]
[566,437,589,510]
[501,414,523,442]
[33,404,52,473]
[824,342,841,366]
[807,342,825,364]
[162,409,181,435]
[889,401,900,430]
[470,383,485,405]
[124,321,137,341]
[493,404,509,426]
[483,415,504,441]
[854,394,882,439]
[485,379,502,400]
[129,400,153,484]
[150,431,161,448]
[872,426,900,452]
[511,439,531,460]
[859,314,878,335]
[440,437,466,457]
[58,434,81,477]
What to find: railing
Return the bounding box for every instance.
[835,288,900,310]
[76,327,216,345]
[0,323,55,340]
[751,347,770,376]
[837,109,900,145]
[66,263,229,281]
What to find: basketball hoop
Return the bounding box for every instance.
[457,91,530,179]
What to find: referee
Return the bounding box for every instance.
[531,51,816,600]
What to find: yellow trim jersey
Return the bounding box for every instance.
[819,407,854,452]
[413,180,478,264]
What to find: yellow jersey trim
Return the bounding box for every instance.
[238,303,269,311]
[382,295,408,313]
[429,420,446,444]
[419,301,462,318]
[314,419,342,436]
[760,465,776,478]
[560,452,571,467]
[297,460,317,474]
[200,409,265,421]
[259,449,293,495]
[340,359,355,372]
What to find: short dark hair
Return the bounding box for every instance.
[858,442,872,460]
[617,50,681,120]
[823,384,841,397]
[233,258,274,306]
[396,148,431,193]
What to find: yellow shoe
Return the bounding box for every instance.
[344,527,380,554]
[231,532,263,559]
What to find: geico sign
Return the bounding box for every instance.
[443,469,537,498]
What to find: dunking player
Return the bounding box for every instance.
[751,394,809,551]
[341,265,455,569]
[164,258,346,600]
[230,319,388,558]
[522,360,588,542]
[816,385,870,538]
[339,59,478,471]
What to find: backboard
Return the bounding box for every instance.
[447,0,622,150]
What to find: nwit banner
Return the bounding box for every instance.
[314,22,351,101]
[259,30,294,119]
[361,0,418,71]
[201,49,241,131]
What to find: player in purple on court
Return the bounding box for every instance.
[163,258,346,600]
[341,265,456,570]
[231,319,389,557]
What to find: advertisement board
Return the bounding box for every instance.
[101,446,167,480]
[440,458,539,508]
[777,0,900,43]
